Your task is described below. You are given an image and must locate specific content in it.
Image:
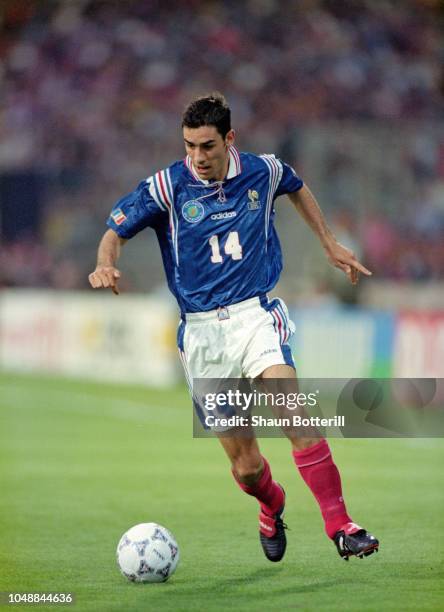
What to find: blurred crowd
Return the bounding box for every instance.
[0,0,443,292]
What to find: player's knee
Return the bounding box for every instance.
[233,459,263,485]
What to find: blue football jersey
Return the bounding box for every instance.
[107,146,303,313]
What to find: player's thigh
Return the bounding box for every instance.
[260,364,296,379]
[257,364,320,450]
[256,363,298,401]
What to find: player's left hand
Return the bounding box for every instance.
[324,241,372,285]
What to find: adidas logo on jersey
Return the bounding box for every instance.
[211,211,237,220]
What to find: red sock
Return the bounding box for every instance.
[293,440,351,539]
[232,457,284,516]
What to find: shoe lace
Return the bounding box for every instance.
[276,516,289,531]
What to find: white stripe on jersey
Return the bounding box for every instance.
[164,169,174,206]
[147,176,167,211]
[146,168,174,211]
[260,154,283,242]
[147,168,179,264]
[171,203,179,265]
[160,169,179,264]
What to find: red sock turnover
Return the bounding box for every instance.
[232,457,284,517]
[293,439,351,539]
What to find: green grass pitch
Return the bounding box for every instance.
[0,372,443,611]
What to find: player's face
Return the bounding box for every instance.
[183,126,235,182]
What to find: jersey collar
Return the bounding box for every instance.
[185,145,242,184]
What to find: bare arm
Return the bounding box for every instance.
[88,229,127,295]
[287,185,372,285]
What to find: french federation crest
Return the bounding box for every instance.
[247,189,261,210]
[182,200,205,223]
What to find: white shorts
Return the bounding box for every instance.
[177,296,296,430]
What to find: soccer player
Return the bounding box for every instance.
[89,93,379,563]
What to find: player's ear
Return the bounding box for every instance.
[225,129,235,147]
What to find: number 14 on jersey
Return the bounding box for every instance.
[209,232,243,264]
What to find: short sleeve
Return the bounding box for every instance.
[106,179,166,239]
[275,161,303,196]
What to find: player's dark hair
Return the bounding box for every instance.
[182,93,231,139]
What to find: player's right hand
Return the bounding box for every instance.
[88,266,121,295]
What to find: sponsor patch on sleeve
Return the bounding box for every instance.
[110,209,127,225]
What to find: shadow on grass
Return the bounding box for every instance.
[156,566,347,598]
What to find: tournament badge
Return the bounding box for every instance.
[182,200,205,224]
[247,189,261,210]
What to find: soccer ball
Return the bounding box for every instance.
[116,523,180,583]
